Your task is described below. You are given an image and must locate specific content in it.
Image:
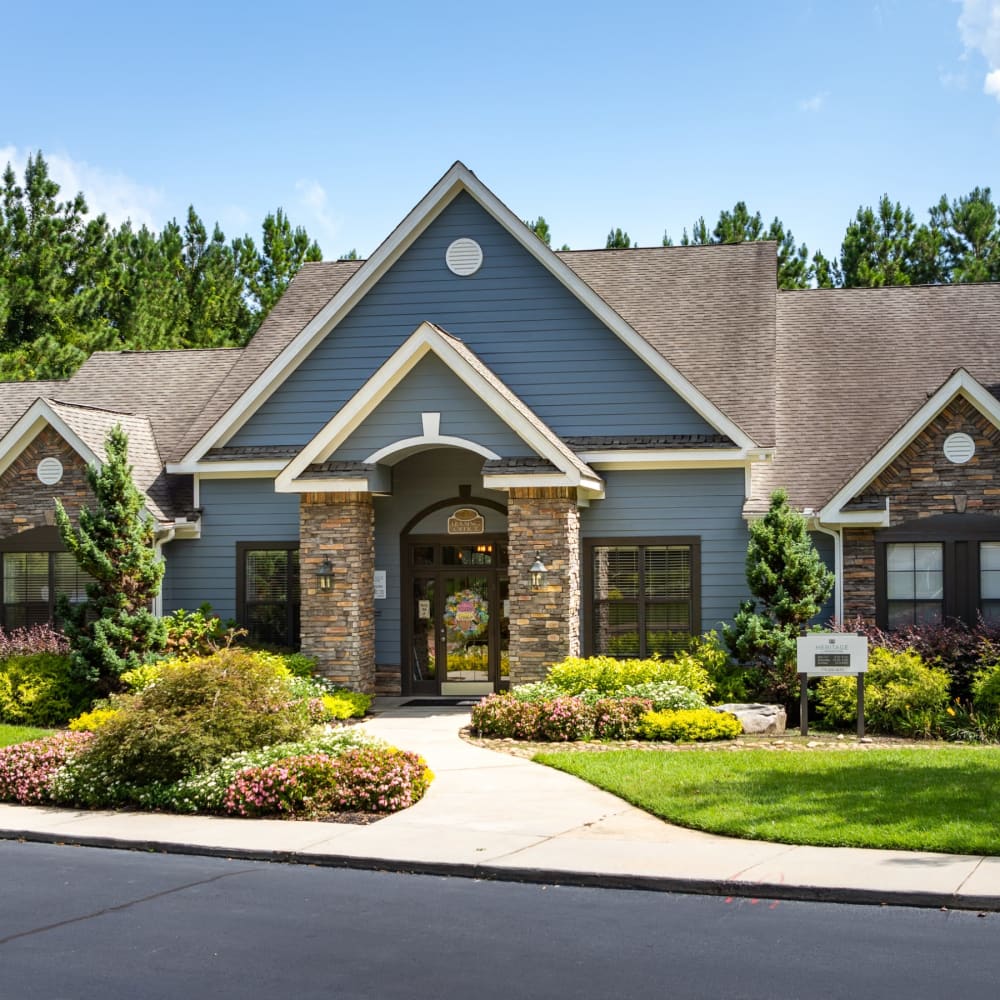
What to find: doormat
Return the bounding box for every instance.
[400,698,483,707]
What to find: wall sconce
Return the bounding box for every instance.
[315,557,335,591]
[529,552,547,590]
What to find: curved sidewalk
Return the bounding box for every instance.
[1,703,998,911]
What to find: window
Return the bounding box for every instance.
[586,539,699,657]
[885,543,944,628]
[876,518,1000,629]
[2,551,91,628]
[237,544,299,648]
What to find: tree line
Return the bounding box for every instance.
[0,153,325,381]
[528,186,1000,290]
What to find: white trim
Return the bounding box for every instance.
[421,412,440,436]
[365,434,500,465]
[581,448,755,470]
[166,460,287,475]
[275,321,599,493]
[0,401,102,480]
[280,477,385,494]
[177,161,755,463]
[811,521,843,623]
[193,473,200,510]
[820,370,1000,524]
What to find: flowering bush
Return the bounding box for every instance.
[637,708,742,742]
[589,681,705,711]
[471,694,540,738]
[509,681,565,703]
[0,731,93,804]
[0,624,70,657]
[545,654,712,698]
[223,753,338,817]
[591,697,653,739]
[326,746,433,813]
[534,697,595,741]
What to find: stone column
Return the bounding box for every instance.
[299,491,375,693]
[842,528,876,625]
[507,487,580,685]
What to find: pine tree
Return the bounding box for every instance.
[722,489,834,703]
[606,227,631,249]
[55,426,166,693]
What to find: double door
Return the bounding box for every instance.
[406,537,509,695]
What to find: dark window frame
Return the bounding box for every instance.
[236,542,300,648]
[874,514,1000,629]
[583,536,701,658]
[0,525,90,629]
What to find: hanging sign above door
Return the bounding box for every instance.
[447,507,485,534]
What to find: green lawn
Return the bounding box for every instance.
[0,723,55,748]
[535,747,1000,856]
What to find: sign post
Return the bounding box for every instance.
[795,634,869,738]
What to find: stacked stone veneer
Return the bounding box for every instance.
[507,487,580,684]
[0,427,92,537]
[842,397,1000,622]
[299,492,376,693]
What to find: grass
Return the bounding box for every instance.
[0,723,55,748]
[535,747,1000,855]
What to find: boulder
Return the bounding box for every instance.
[712,703,786,735]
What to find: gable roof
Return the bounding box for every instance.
[749,282,1000,517]
[175,162,757,465]
[557,242,777,448]
[275,321,603,495]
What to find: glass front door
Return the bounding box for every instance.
[406,539,508,695]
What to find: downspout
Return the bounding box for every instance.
[811,521,843,624]
[153,527,176,618]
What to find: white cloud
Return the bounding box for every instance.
[295,178,341,252]
[797,92,827,113]
[0,145,164,229]
[957,0,1000,100]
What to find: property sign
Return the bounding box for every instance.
[447,507,485,534]
[374,570,387,600]
[796,634,868,676]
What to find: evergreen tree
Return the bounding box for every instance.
[55,426,166,693]
[606,227,631,249]
[929,187,1000,283]
[722,489,834,704]
[524,216,552,246]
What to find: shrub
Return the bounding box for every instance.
[0,731,93,804]
[509,681,565,703]
[591,697,652,739]
[0,624,70,657]
[471,694,539,739]
[534,697,595,741]
[326,746,433,812]
[612,681,706,711]
[816,647,950,736]
[972,662,1000,717]
[637,708,742,742]
[321,689,371,719]
[68,706,121,732]
[0,653,94,727]
[687,631,752,703]
[545,655,711,698]
[223,753,339,817]
[162,605,235,657]
[53,648,313,802]
[144,729,383,813]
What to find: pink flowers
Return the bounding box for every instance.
[222,747,432,818]
[0,731,93,804]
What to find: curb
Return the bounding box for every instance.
[3,828,997,914]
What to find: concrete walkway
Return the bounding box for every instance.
[2,702,999,910]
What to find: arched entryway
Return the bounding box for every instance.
[401,495,509,696]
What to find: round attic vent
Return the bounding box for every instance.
[445,238,483,276]
[943,432,976,465]
[37,457,64,486]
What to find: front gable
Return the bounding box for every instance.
[173,163,755,468]
[821,369,1000,527]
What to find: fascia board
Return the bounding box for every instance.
[179,162,754,463]
[818,509,891,529]
[581,449,752,469]
[819,370,995,522]
[166,461,286,476]
[275,477,377,494]
[0,402,102,479]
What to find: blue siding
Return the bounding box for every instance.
[580,469,750,635]
[334,354,531,461]
[371,449,508,666]
[232,191,714,447]
[162,478,300,620]
[810,530,837,626]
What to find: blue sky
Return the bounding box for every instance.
[2,1,999,264]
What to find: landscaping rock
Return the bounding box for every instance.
[712,703,787,735]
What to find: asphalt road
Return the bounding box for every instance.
[1,840,997,1000]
